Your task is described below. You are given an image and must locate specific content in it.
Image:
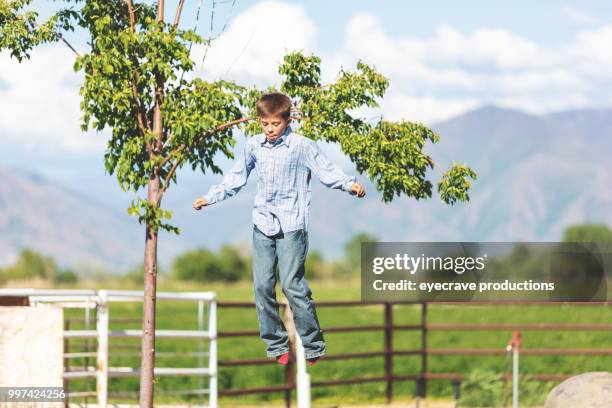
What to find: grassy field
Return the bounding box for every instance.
[54,277,612,407]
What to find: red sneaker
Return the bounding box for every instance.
[307,357,320,366]
[275,352,290,365]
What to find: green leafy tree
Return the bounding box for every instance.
[305,249,324,280]
[1,1,476,403]
[54,268,79,284]
[172,245,247,283]
[9,248,57,280]
[216,244,248,282]
[172,248,219,281]
[339,232,378,275]
[562,223,612,243]
[0,248,78,283]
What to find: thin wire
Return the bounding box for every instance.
[178,0,205,84]
[198,0,238,76]
[201,0,218,75]
[224,27,256,76]
[210,0,217,33]
[189,0,206,58]
[215,0,237,37]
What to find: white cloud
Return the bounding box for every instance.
[561,6,598,27]
[427,24,540,69]
[193,0,318,85]
[333,13,612,123]
[4,2,612,153]
[379,93,481,124]
[0,44,105,152]
[564,25,612,78]
[0,1,317,153]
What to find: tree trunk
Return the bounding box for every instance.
[139,176,160,407]
[140,2,164,405]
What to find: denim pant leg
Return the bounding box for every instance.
[277,229,326,359]
[252,227,290,357]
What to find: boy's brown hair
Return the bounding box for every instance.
[256,92,292,120]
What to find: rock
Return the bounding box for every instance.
[545,372,612,408]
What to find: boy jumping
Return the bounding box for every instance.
[192,92,365,366]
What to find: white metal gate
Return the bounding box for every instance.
[0,288,218,408]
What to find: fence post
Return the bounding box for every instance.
[285,357,294,408]
[419,302,428,399]
[281,302,294,408]
[84,298,93,406]
[384,303,393,403]
[198,300,208,407]
[295,335,311,408]
[282,299,310,408]
[209,299,218,408]
[452,380,461,408]
[96,290,109,408]
[63,319,70,408]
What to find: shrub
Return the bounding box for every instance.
[172,246,248,282]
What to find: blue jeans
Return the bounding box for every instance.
[252,225,326,359]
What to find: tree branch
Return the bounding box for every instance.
[131,82,150,141]
[155,117,254,203]
[156,156,181,205]
[124,0,151,153]
[159,116,253,169]
[57,33,80,57]
[162,131,175,151]
[33,20,80,57]
[158,0,165,22]
[125,0,136,32]
[173,0,185,28]
[153,1,166,155]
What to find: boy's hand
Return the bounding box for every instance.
[192,197,208,210]
[351,183,366,198]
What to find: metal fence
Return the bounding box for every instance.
[3,290,611,407]
[216,300,612,407]
[0,288,218,408]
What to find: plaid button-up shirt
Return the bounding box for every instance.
[203,126,357,236]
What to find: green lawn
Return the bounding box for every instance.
[61,278,612,406]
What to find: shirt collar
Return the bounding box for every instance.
[258,126,292,147]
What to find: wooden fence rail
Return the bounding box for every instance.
[215,300,612,407]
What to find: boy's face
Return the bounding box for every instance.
[260,115,291,143]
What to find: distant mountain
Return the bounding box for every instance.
[167,105,612,255]
[2,105,612,269]
[547,108,612,143]
[418,106,612,241]
[0,167,182,271]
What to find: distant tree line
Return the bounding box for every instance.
[171,245,249,282]
[166,232,380,283]
[2,224,611,285]
[167,224,612,282]
[0,249,79,284]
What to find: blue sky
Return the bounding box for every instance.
[285,0,612,48]
[164,0,612,48]
[2,1,612,172]
[32,1,612,48]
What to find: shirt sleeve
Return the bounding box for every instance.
[202,142,255,205]
[305,140,356,195]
